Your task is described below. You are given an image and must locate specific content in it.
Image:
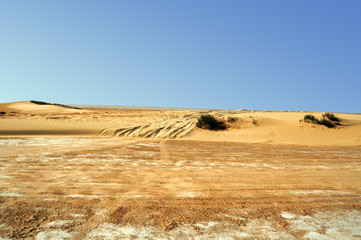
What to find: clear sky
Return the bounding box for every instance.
[1,1,360,112]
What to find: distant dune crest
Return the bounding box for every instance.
[29,100,81,109]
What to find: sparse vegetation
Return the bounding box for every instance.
[323,113,340,122]
[0,111,6,116]
[227,117,236,123]
[222,116,259,129]
[196,115,226,130]
[302,113,341,128]
[304,114,317,122]
[318,118,335,128]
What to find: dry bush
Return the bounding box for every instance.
[225,117,257,129]
[302,113,341,128]
[196,115,226,130]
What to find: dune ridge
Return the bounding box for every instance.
[1,101,361,146]
[29,100,81,109]
[0,101,84,113]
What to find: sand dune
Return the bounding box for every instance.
[186,111,361,146]
[1,101,361,145]
[0,100,82,114]
[0,101,96,136]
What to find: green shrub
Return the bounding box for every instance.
[323,113,340,122]
[318,119,335,128]
[304,114,317,122]
[196,115,226,130]
[302,113,340,128]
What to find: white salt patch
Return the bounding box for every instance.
[95,209,109,217]
[303,231,330,240]
[242,219,294,240]
[281,212,297,219]
[289,215,322,232]
[0,139,25,146]
[177,192,199,198]
[191,161,207,166]
[135,142,160,147]
[195,222,219,230]
[0,192,22,197]
[0,224,8,229]
[286,210,361,239]
[263,163,280,169]
[0,175,13,179]
[175,161,184,166]
[43,198,58,201]
[68,194,88,198]
[118,226,137,235]
[234,232,251,238]
[183,225,252,240]
[35,230,73,240]
[223,214,245,220]
[132,195,151,198]
[83,224,160,240]
[62,166,74,170]
[83,221,293,239]
[41,152,54,156]
[113,158,129,162]
[34,210,361,239]
[15,156,28,162]
[228,162,274,168]
[46,220,72,228]
[70,213,85,218]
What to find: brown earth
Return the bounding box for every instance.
[1,138,361,239]
[0,101,361,239]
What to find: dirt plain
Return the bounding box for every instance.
[1,138,361,239]
[0,101,361,239]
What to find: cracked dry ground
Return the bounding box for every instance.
[0,138,361,239]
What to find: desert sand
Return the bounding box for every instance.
[1,100,361,145]
[1,101,361,239]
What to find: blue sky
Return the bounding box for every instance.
[1,1,360,112]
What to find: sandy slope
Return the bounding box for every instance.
[186,111,361,146]
[0,101,98,136]
[0,101,82,113]
[1,101,361,145]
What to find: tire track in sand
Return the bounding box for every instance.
[160,139,170,161]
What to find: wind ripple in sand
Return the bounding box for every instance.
[98,117,197,139]
[97,110,244,139]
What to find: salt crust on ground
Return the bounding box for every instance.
[30,210,359,240]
